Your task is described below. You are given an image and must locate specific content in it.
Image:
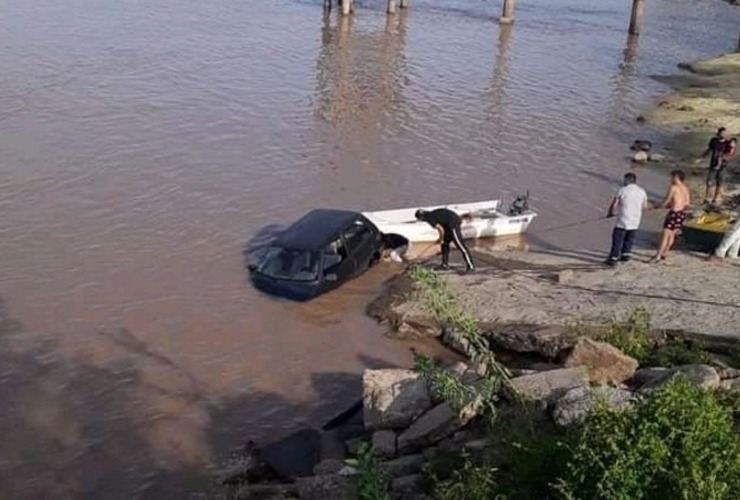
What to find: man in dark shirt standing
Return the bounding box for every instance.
[415,208,475,272]
[701,126,727,205]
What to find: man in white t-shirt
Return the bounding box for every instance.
[605,172,648,266]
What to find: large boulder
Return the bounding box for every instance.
[720,378,740,391]
[233,483,298,500]
[484,324,573,359]
[363,369,433,431]
[552,386,635,427]
[641,364,720,391]
[368,293,441,340]
[397,403,461,454]
[371,430,397,459]
[508,367,589,403]
[718,367,740,380]
[391,474,423,500]
[379,454,425,478]
[631,367,669,388]
[296,473,356,500]
[563,337,638,384]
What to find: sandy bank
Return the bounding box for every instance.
[648,52,740,160]
[403,247,740,340]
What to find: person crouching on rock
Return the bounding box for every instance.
[605,172,648,266]
[415,208,475,272]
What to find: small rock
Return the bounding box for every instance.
[396,315,442,339]
[718,367,740,380]
[631,367,669,388]
[636,115,646,123]
[563,337,638,385]
[391,474,423,500]
[648,153,666,163]
[217,441,273,485]
[338,465,357,476]
[462,438,489,453]
[552,386,635,427]
[557,269,576,284]
[296,473,356,500]
[641,364,720,391]
[720,378,740,391]
[363,369,433,431]
[235,483,298,499]
[677,105,695,112]
[508,367,589,403]
[372,430,397,459]
[631,139,652,151]
[632,150,649,163]
[397,403,461,454]
[313,458,345,476]
[379,454,425,478]
[447,362,469,378]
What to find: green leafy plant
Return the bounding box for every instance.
[427,453,503,500]
[601,306,652,362]
[555,376,740,500]
[346,442,389,500]
[413,352,501,421]
[408,265,509,380]
[643,335,711,367]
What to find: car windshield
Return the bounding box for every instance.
[257,247,320,282]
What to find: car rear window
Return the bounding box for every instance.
[258,247,320,282]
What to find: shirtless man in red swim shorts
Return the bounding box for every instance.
[651,170,690,263]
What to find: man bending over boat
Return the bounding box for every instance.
[415,208,475,272]
[651,170,690,263]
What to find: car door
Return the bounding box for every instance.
[321,236,356,289]
[342,218,380,273]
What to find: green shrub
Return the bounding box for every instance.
[346,443,389,500]
[489,406,572,500]
[426,454,503,500]
[556,376,740,500]
[643,335,711,367]
[601,306,651,362]
[413,353,501,420]
[408,264,509,380]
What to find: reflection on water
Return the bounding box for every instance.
[1,0,739,497]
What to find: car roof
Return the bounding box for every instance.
[273,209,363,250]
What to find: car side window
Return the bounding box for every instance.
[342,219,374,254]
[323,237,347,270]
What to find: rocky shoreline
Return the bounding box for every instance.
[222,254,740,499]
[218,52,740,500]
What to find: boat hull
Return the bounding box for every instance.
[363,200,537,243]
[681,212,733,252]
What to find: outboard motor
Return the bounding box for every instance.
[509,193,529,216]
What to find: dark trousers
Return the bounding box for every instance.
[608,227,636,261]
[441,225,475,270]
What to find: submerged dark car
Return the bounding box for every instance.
[249,209,386,300]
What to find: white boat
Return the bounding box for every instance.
[363,199,537,243]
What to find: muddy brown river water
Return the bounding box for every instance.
[1,0,739,497]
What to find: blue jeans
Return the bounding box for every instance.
[608,227,636,261]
